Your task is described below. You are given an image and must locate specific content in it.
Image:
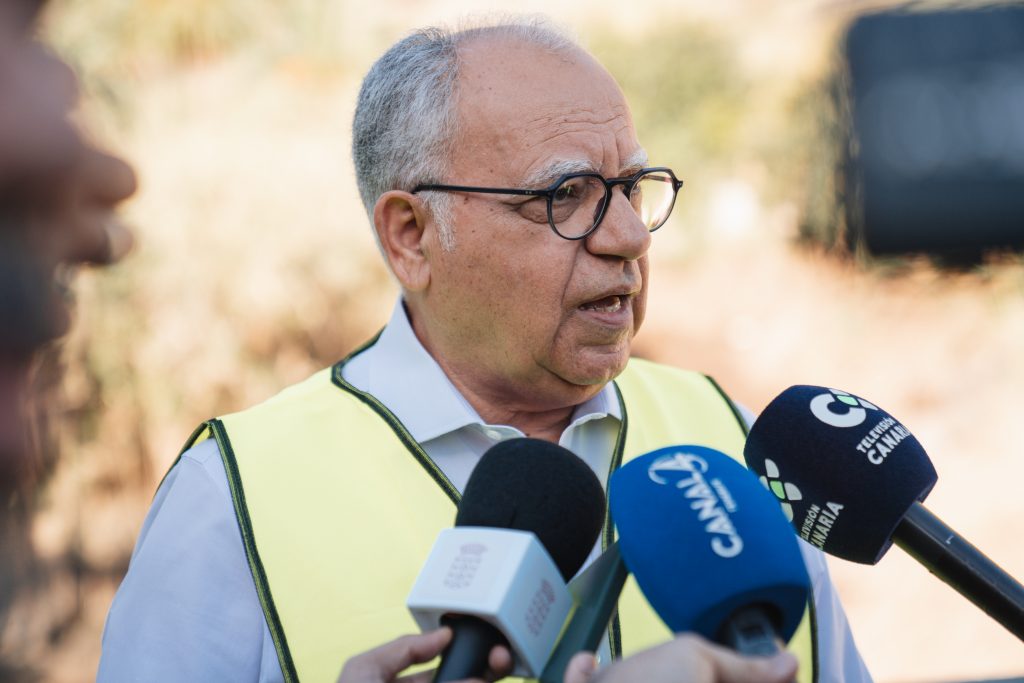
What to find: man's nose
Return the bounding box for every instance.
[584,188,651,261]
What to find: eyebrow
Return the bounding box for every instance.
[620,148,650,176]
[520,148,651,189]
[519,159,596,189]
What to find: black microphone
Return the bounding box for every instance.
[744,385,1024,640]
[538,541,629,683]
[407,437,605,681]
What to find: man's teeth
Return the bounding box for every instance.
[581,295,623,312]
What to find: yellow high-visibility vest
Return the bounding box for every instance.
[180,355,817,682]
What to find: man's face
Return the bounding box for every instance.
[414,37,651,412]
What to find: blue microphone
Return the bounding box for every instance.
[609,444,810,655]
[744,385,1024,640]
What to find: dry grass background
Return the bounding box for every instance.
[4,0,1023,681]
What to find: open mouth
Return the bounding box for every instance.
[579,295,626,313]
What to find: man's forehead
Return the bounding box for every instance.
[457,52,594,121]
[453,36,641,183]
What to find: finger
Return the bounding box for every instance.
[698,636,798,683]
[395,670,441,683]
[382,628,455,676]
[484,644,514,681]
[343,628,453,681]
[396,673,488,683]
[398,641,509,683]
[562,652,598,683]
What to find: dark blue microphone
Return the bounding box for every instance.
[744,385,1024,640]
[609,444,810,655]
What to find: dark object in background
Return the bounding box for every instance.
[838,6,1024,258]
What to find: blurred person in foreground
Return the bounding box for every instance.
[0,0,135,485]
[99,17,872,683]
[0,0,135,675]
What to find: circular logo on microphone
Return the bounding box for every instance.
[759,459,802,522]
[809,389,878,428]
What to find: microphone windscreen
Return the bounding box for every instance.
[457,438,605,581]
[609,445,809,643]
[743,385,938,564]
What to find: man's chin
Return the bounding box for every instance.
[554,346,631,389]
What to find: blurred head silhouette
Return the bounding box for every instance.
[0,5,136,675]
[0,0,136,495]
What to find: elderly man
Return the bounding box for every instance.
[99,18,871,683]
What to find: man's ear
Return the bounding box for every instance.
[373,190,432,291]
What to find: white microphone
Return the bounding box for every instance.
[405,438,606,682]
[408,527,574,677]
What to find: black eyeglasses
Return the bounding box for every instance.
[412,167,684,240]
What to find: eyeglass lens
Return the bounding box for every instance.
[551,171,677,238]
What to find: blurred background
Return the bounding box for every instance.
[5,0,1024,680]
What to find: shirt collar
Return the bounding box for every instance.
[344,298,621,444]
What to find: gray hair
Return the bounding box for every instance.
[351,16,579,252]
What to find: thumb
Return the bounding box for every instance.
[563,652,598,683]
[378,628,455,677]
[715,647,799,683]
[340,628,453,682]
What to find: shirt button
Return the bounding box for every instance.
[483,428,503,440]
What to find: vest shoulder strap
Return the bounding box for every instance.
[202,367,459,682]
[615,358,748,462]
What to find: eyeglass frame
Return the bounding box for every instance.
[411,166,684,241]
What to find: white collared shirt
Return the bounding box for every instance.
[341,301,623,496]
[98,299,872,682]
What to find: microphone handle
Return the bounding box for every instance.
[893,501,1024,641]
[718,607,796,683]
[432,615,508,682]
[718,605,782,656]
[539,542,630,683]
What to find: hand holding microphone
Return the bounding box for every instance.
[407,438,605,681]
[337,627,509,683]
[337,628,797,683]
[368,437,806,683]
[563,635,797,683]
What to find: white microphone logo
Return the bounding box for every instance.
[809,389,878,428]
